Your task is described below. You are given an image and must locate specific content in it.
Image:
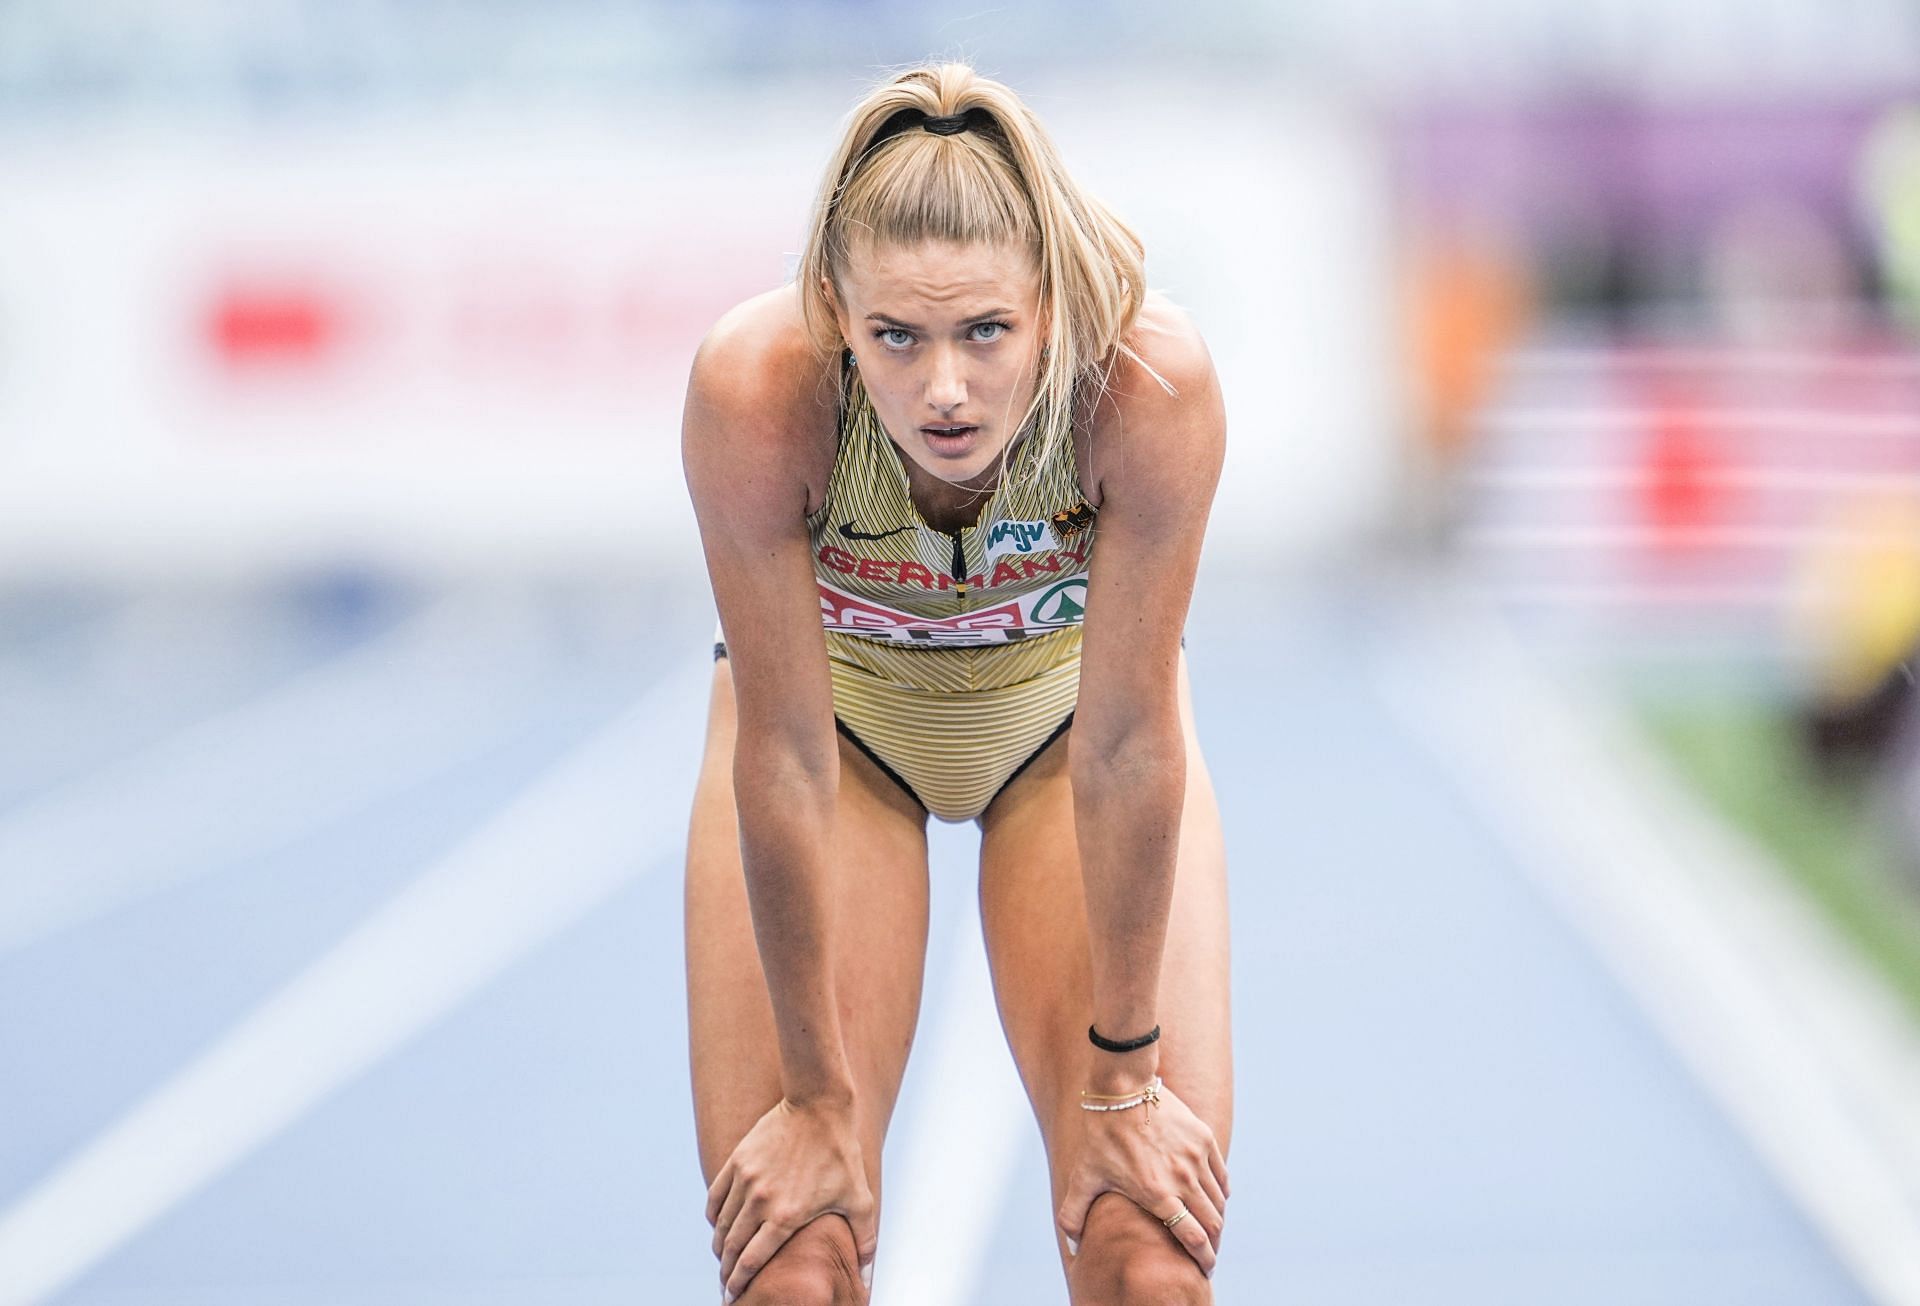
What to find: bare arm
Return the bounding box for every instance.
[682,294,852,1108]
[688,299,881,1296]
[1070,303,1226,1099]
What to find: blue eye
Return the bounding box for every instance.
[875,327,914,348]
[971,321,1009,342]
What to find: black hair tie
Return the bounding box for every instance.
[872,106,992,148]
[1089,1023,1161,1053]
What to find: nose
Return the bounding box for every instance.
[925,346,967,414]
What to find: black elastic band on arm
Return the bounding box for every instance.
[1089,1023,1162,1054]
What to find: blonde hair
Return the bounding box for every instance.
[797,62,1153,481]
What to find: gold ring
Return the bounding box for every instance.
[1162,1204,1191,1230]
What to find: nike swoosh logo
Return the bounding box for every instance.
[839,521,916,542]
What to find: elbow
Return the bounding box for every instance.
[733,731,839,816]
[1069,714,1186,805]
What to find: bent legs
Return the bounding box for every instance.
[977,657,1233,1304]
[685,658,933,1302]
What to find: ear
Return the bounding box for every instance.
[1034,306,1056,365]
[821,274,852,342]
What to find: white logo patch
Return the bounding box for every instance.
[984,518,1056,564]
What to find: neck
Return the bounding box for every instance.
[898,450,997,533]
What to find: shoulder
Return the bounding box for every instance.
[1116,291,1216,404]
[690,282,828,405]
[1083,291,1224,502]
[683,283,840,514]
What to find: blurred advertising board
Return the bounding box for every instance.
[0,90,1397,577]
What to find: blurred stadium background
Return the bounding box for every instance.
[3,2,1920,1303]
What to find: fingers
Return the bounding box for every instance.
[1195,1160,1227,1239]
[1179,1182,1225,1256]
[717,1185,776,1290]
[1054,1170,1100,1254]
[724,1218,794,1302]
[1162,1194,1218,1277]
[705,1157,735,1227]
[717,1205,757,1289]
[847,1187,880,1272]
[711,1175,748,1260]
[1208,1136,1230,1201]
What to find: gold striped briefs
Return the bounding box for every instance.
[711,629,1080,823]
[826,634,1079,822]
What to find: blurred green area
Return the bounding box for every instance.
[1629,692,1920,1025]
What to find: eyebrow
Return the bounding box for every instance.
[865,309,1018,330]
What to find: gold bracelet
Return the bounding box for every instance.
[1079,1075,1162,1127]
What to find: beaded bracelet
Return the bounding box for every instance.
[1079,1075,1162,1127]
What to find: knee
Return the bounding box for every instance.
[736,1214,866,1306]
[1069,1193,1210,1306]
[1074,1245,1210,1306]
[1110,1254,1209,1306]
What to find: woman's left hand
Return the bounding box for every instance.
[1055,1077,1230,1276]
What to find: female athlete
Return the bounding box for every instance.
[682,61,1231,1304]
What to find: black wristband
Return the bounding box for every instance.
[1088,1023,1161,1053]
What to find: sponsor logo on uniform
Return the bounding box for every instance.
[816,542,1086,593]
[1029,578,1088,626]
[984,518,1055,563]
[818,581,1035,646]
[817,574,1091,645]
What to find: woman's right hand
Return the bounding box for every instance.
[706,1095,878,1301]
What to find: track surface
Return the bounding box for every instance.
[0,569,1870,1304]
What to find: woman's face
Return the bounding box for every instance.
[830,238,1045,490]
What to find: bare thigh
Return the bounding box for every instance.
[977,657,1233,1298]
[684,657,933,1287]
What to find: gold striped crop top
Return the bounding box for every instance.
[806,370,1098,695]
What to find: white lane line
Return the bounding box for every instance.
[874,899,1033,1306]
[0,657,710,1306]
[0,591,573,955]
[1368,580,1920,1306]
